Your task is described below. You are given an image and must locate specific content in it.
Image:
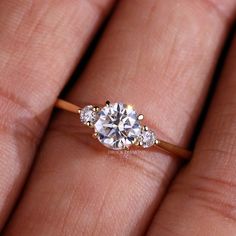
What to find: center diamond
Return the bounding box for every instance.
[94,102,141,150]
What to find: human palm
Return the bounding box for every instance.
[0,0,236,235]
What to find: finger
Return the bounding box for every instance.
[5,0,235,235]
[0,0,115,229]
[147,35,236,235]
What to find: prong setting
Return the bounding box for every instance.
[86,121,93,127]
[142,125,149,131]
[138,141,143,146]
[80,105,99,126]
[155,139,160,145]
[138,126,157,148]
[80,102,157,150]
[56,98,192,159]
[132,138,139,146]
[93,106,100,112]
[94,102,141,150]
[138,114,144,120]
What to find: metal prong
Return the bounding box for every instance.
[138,114,144,120]
[92,132,98,139]
[142,125,149,131]
[155,139,160,145]
[86,121,93,127]
[77,108,81,114]
[138,141,143,146]
[106,101,110,106]
[132,139,139,146]
[93,106,100,112]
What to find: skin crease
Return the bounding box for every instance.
[148,38,236,236]
[0,0,116,230]
[0,0,235,235]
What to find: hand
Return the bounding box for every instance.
[0,0,236,235]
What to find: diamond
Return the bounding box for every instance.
[139,127,156,148]
[94,102,141,150]
[80,105,98,126]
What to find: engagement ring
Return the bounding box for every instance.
[55,99,192,160]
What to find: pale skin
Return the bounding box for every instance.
[0,0,236,235]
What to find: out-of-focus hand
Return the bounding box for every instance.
[0,0,236,235]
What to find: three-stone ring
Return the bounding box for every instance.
[55,99,192,160]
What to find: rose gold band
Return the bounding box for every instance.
[55,99,192,160]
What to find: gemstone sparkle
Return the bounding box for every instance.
[94,102,141,150]
[80,105,98,126]
[139,128,156,148]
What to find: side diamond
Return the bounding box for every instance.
[139,127,156,148]
[80,105,98,126]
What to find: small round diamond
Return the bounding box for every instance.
[94,102,141,150]
[139,128,156,148]
[80,105,98,126]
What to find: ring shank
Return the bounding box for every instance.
[55,99,81,113]
[55,99,192,160]
[155,139,192,160]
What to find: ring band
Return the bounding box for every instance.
[55,99,192,160]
